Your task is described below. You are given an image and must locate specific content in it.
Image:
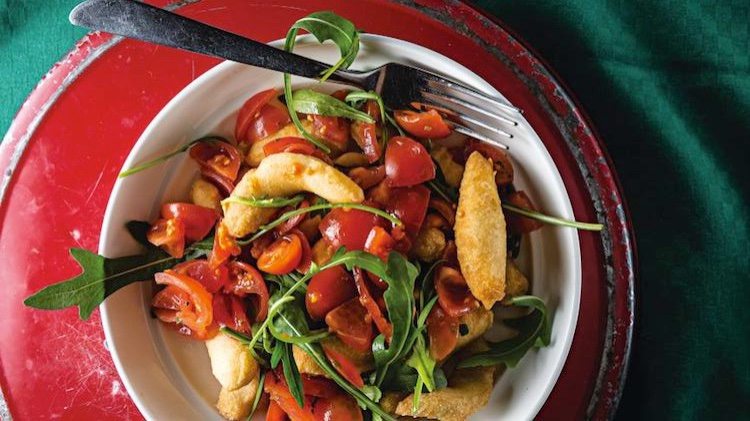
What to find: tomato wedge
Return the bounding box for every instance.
[276,200,310,235]
[152,285,191,311]
[173,259,228,293]
[351,121,381,163]
[385,185,431,237]
[384,136,436,187]
[435,266,479,318]
[189,140,241,182]
[291,229,313,273]
[325,298,374,353]
[322,342,365,388]
[147,218,185,258]
[257,233,303,275]
[311,115,350,151]
[225,261,269,321]
[161,203,218,242]
[394,109,452,138]
[426,304,459,360]
[504,190,544,234]
[353,269,392,340]
[347,165,385,190]
[154,270,213,337]
[265,373,316,421]
[209,221,241,269]
[319,207,385,251]
[301,375,339,399]
[212,293,251,334]
[235,89,290,143]
[200,167,234,197]
[306,266,357,321]
[364,226,395,261]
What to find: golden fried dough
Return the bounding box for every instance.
[412,226,447,262]
[505,258,530,299]
[190,178,222,211]
[454,151,507,308]
[221,169,277,237]
[205,333,260,420]
[455,306,494,350]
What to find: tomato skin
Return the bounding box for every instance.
[266,400,288,421]
[319,207,385,251]
[200,167,235,197]
[154,270,214,337]
[257,233,303,275]
[147,218,185,258]
[301,375,339,399]
[161,203,218,242]
[152,285,191,311]
[353,269,392,340]
[265,373,316,421]
[276,200,309,235]
[394,109,452,138]
[292,229,313,273]
[173,260,228,293]
[311,115,350,151]
[225,261,269,321]
[306,266,356,321]
[364,226,395,262]
[347,165,385,190]
[351,121,381,163]
[236,89,286,143]
[467,141,514,185]
[504,190,544,234]
[386,185,431,237]
[384,136,436,187]
[209,222,241,269]
[263,137,332,163]
[312,391,364,421]
[212,293,251,334]
[435,266,479,318]
[321,343,365,388]
[189,140,242,182]
[325,298,374,353]
[426,304,459,360]
[246,100,291,143]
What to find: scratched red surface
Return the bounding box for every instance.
[0,1,634,420]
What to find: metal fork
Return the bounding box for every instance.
[70,0,521,149]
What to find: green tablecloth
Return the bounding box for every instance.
[1,0,748,419]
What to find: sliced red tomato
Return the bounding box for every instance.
[147,218,185,258]
[364,99,381,121]
[276,200,309,235]
[353,269,392,340]
[189,140,241,182]
[426,304,459,360]
[250,232,275,260]
[301,375,339,399]
[351,121,381,163]
[384,136,436,187]
[212,293,251,334]
[319,207,385,251]
[306,266,357,321]
[225,261,269,321]
[264,136,317,156]
[154,270,213,337]
[367,180,391,207]
[386,185,431,237]
[435,266,479,318]
[267,400,289,421]
[394,109,451,138]
[325,298,374,353]
[312,393,363,421]
[257,233,303,275]
[505,190,544,234]
[311,115,350,151]
[347,165,385,190]
[173,259,228,293]
[152,285,191,311]
[209,222,241,269]
[322,342,365,389]
[234,89,288,142]
[291,229,312,273]
[265,374,315,421]
[200,168,234,197]
[467,140,514,185]
[364,226,394,261]
[161,203,218,242]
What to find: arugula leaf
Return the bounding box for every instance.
[292,89,374,123]
[222,194,305,208]
[281,342,305,407]
[289,11,360,80]
[270,342,284,369]
[118,136,225,178]
[380,364,447,393]
[406,335,437,392]
[345,90,389,145]
[246,371,266,421]
[502,203,604,231]
[457,295,552,368]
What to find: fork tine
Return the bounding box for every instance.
[418,98,515,139]
[421,90,518,127]
[452,123,510,150]
[423,77,521,115]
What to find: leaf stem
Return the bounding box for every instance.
[502,204,604,231]
[118,136,222,178]
[221,194,305,208]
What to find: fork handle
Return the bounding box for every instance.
[70,0,362,85]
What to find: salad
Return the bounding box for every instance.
[24,11,602,421]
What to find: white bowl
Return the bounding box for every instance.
[99,34,581,421]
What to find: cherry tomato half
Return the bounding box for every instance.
[435,266,479,318]
[319,207,385,251]
[226,261,269,321]
[301,375,339,399]
[386,185,431,237]
[384,136,436,187]
[161,203,218,242]
[189,140,241,182]
[325,298,374,353]
[351,121,381,163]
[209,221,241,269]
[257,233,303,275]
[152,285,191,311]
[305,266,357,320]
[364,226,395,261]
[147,218,185,258]
[394,109,452,138]
[504,190,544,234]
[292,229,313,273]
[311,115,350,151]
[154,270,214,337]
[426,304,459,360]
[276,200,310,235]
[353,269,392,340]
[312,390,363,421]
[235,89,290,143]
[212,293,251,334]
[173,259,228,293]
[348,165,385,190]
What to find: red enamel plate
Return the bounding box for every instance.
[0,1,635,420]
